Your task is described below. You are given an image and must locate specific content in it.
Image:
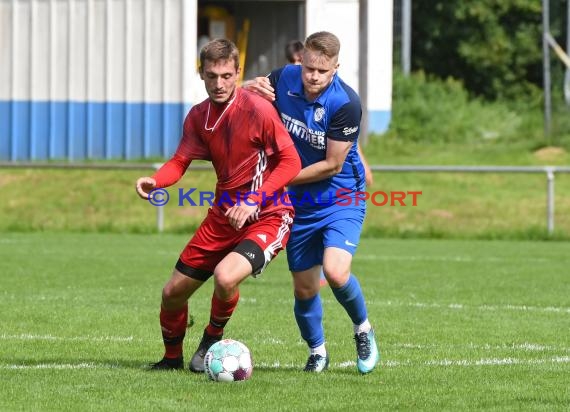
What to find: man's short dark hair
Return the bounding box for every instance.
[199,38,240,71]
[285,40,304,63]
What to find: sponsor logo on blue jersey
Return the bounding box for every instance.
[343,126,359,136]
[314,107,326,122]
[281,112,326,151]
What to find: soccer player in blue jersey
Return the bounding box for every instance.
[244,31,380,374]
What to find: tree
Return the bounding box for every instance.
[411,0,566,101]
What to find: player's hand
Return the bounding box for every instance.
[242,77,275,102]
[135,177,157,199]
[224,203,259,230]
[365,166,374,187]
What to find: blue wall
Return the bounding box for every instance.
[0,100,186,161]
[368,110,391,135]
[0,101,391,161]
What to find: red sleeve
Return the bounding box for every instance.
[152,107,209,188]
[248,144,300,204]
[152,152,191,188]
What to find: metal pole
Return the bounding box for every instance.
[359,0,369,145]
[565,0,570,105]
[542,0,551,138]
[402,0,411,75]
[567,0,570,58]
[153,163,164,233]
[157,206,164,233]
[546,168,555,234]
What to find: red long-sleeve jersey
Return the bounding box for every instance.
[153,88,300,216]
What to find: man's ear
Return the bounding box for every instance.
[199,68,204,80]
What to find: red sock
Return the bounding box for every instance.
[206,291,239,337]
[159,304,188,359]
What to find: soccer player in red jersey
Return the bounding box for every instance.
[135,39,301,371]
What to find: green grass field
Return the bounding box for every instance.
[1,233,568,411]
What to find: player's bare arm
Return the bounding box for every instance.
[357,143,374,186]
[242,77,275,102]
[289,138,352,185]
[135,177,157,199]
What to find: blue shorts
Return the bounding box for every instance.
[286,207,365,272]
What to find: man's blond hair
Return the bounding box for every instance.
[304,31,340,61]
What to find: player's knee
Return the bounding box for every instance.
[161,283,183,307]
[161,283,172,299]
[213,270,238,299]
[293,277,319,299]
[294,286,319,300]
[322,267,349,288]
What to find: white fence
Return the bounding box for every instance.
[1,162,569,234]
[372,165,570,234]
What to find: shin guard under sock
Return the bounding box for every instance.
[205,291,240,337]
[159,303,188,359]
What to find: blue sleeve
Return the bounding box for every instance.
[267,67,286,111]
[267,67,286,90]
[327,95,362,142]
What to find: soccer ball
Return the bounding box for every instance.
[204,339,253,382]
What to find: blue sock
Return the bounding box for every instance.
[331,274,367,325]
[294,294,324,348]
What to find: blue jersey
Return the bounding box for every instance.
[269,65,366,215]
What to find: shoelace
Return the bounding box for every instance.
[198,336,221,355]
[355,332,371,359]
[306,354,323,369]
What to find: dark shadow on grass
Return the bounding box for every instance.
[0,356,176,371]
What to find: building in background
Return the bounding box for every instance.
[0,0,392,161]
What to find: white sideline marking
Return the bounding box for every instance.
[422,356,570,367]
[335,356,570,368]
[3,334,567,354]
[2,357,569,371]
[355,254,556,263]
[3,335,568,371]
[0,334,135,342]
[261,337,285,345]
[366,300,570,314]
[1,363,118,370]
[480,304,570,313]
[392,342,570,352]
[239,297,257,304]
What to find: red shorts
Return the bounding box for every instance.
[178,206,293,277]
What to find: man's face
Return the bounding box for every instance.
[301,49,338,100]
[200,59,240,104]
